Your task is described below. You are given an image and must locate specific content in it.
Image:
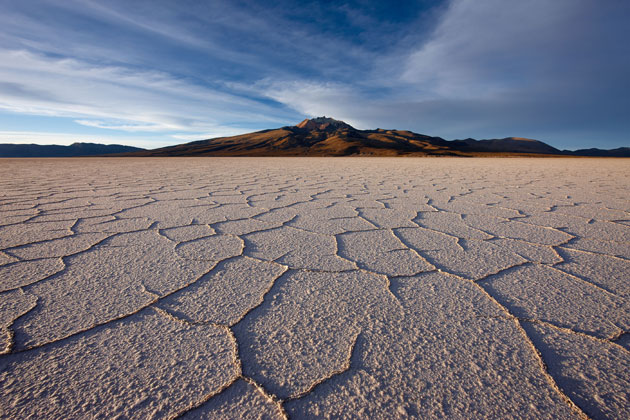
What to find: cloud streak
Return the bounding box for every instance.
[0,49,293,139]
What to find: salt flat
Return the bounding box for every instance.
[0,157,629,419]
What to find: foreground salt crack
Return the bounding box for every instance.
[0,157,629,419]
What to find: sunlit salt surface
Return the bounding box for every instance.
[1,157,628,419]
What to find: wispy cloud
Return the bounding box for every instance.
[0,49,293,137]
[73,120,167,132]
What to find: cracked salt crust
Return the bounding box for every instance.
[554,248,630,298]
[0,258,65,292]
[180,378,285,419]
[338,229,434,276]
[524,322,630,419]
[0,309,239,419]
[0,157,628,419]
[285,272,577,419]
[157,256,287,325]
[480,263,630,338]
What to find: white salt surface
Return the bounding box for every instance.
[0,157,628,419]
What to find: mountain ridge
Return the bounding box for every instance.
[0,142,145,157]
[2,119,627,157]
[126,117,628,157]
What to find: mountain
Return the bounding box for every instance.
[0,142,145,157]
[563,147,630,157]
[129,117,581,157]
[449,137,562,154]
[295,116,354,131]
[7,119,625,158]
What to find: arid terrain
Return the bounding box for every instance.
[1,157,629,419]
[125,117,630,158]
[4,118,629,158]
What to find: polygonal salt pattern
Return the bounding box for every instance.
[0,157,628,419]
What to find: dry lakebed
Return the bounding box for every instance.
[0,157,629,419]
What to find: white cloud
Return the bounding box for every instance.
[255,80,365,126]
[401,0,596,99]
[0,49,290,135]
[74,120,167,132]
[170,129,245,141]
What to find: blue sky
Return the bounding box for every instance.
[0,0,628,150]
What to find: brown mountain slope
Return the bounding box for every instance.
[129,117,566,157]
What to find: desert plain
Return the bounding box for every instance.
[0,157,629,419]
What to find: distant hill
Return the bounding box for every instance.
[127,116,628,157]
[563,147,630,157]
[0,142,145,157]
[449,137,562,154]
